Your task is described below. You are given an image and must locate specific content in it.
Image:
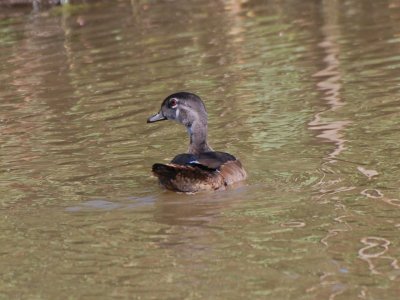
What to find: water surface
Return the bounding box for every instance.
[1,0,400,299]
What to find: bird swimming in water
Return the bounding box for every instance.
[147,92,247,193]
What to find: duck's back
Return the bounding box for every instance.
[152,151,247,192]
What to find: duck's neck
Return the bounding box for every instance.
[186,120,212,155]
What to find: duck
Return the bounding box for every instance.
[147,92,247,193]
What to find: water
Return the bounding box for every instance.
[1,0,400,298]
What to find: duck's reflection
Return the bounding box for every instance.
[149,187,248,265]
[153,185,247,227]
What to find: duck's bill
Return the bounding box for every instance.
[147,112,167,123]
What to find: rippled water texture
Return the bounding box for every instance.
[1,0,400,299]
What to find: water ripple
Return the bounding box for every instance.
[358,236,399,278]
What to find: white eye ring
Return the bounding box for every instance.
[169,98,178,108]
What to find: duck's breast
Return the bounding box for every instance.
[218,159,247,185]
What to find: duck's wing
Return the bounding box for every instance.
[152,163,224,192]
[153,152,246,192]
[197,152,237,169]
[196,152,246,184]
[171,152,236,170]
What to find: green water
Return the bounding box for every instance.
[1,0,400,299]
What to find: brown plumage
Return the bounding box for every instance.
[147,92,247,193]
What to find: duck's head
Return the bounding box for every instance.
[147,92,207,127]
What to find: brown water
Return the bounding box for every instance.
[1,0,400,299]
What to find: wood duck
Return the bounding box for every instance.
[147,92,247,193]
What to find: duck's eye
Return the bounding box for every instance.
[169,98,178,108]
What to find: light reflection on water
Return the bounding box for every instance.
[1,0,400,299]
